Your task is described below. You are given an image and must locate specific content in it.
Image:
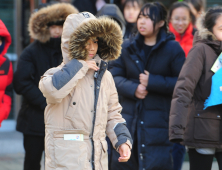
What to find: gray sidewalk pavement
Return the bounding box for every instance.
[0,131,44,170]
[0,153,44,170]
[0,131,219,170]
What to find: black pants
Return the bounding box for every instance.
[189,148,222,170]
[23,134,44,170]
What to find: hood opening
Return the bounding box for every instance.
[61,12,123,64]
[0,20,11,57]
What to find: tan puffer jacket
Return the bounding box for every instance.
[39,12,132,170]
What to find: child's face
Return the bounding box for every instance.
[137,13,154,37]
[170,7,191,34]
[124,1,141,23]
[85,38,98,60]
[137,10,164,38]
[49,25,63,38]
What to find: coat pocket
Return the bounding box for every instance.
[100,140,108,170]
[65,86,81,120]
[53,130,89,170]
[194,114,221,142]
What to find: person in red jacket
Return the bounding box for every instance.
[168,2,196,57]
[0,20,13,127]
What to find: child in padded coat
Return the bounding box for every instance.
[39,12,132,170]
[13,3,78,170]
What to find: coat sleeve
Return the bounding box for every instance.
[169,45,204,142]
[106,72,133,151]
[0,62,13,126]
[39,59,88,104]
[147,50,185,95]
[13,49,47,110]
[109,48,139,100]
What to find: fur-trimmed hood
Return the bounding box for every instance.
[195,13,218,41]
[61,12,123,64]
[193,13,222,54]
[28,3,78,43]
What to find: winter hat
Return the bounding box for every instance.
[28,3,79,43]
[204,67,222,109]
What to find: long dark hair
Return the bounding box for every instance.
[137,2,168,33]
[204,7,222,32]
[168,2,196,25]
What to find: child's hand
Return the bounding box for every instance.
[86,60,99,71]
[118,143,131,162]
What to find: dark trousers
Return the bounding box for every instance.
[172,143,186,170]
[189,148,222,170]
[23,134,44,170]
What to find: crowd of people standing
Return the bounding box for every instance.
[1,0,222,170]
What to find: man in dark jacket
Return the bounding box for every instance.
[0,20,13,127]
[13,3,78,170]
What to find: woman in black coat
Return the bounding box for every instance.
[109,2,185,170]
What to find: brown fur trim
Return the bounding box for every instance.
[28,3,78,43]
[69,17,123,61]
[196,13,218,41]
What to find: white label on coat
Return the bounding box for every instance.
[64,134,84,141]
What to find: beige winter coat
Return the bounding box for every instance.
[39,12,132,170]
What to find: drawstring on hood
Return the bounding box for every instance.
[61,12,123,64]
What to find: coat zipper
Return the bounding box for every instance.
[90,61,107,170]
[90,78,97,170]
[91,63,100,170]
